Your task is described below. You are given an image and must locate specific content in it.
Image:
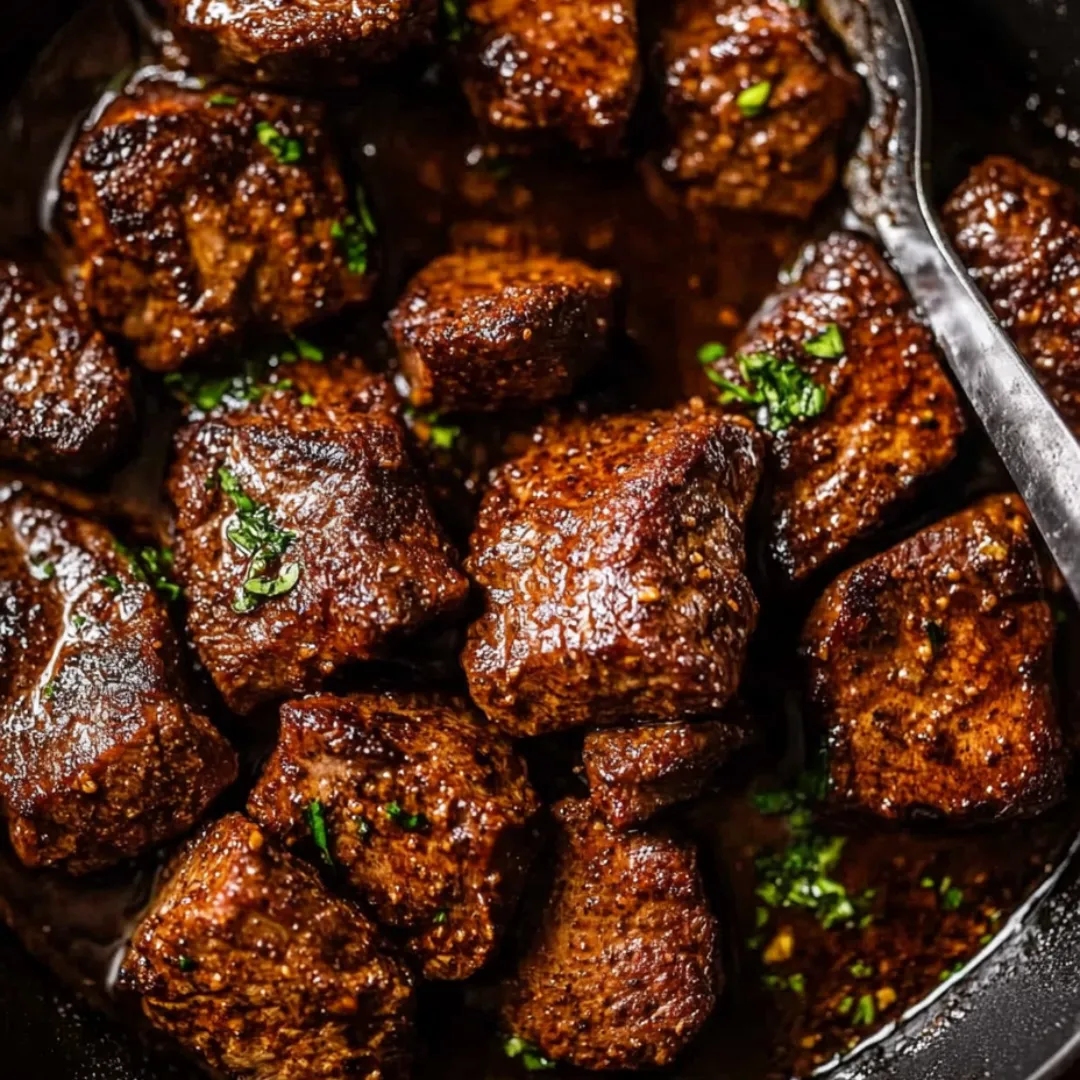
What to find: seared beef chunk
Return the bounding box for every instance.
[0,261,133,475]
[168,363,469,714]
[462,0,641,155]
[501,797,719,1070]
[248,691,541,980]
[706,232,965,583]
[389,249,619,413]
[163,0,438,84]
[464,400,763,736]
[120,813,414,1080]
[804,494,1065,823]
[583,716,748,827]
[0,481,236,874]
[943,156,1080,434]
[61,81,374,372]
[660,0,858,218]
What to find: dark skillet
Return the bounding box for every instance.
[1,1,1080,1079]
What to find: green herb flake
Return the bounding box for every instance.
[837,995,854,1016]
[938,960,965,982]
[207,92,238,107]
[714,351,828,433]
[355,816,371,839]
[852,993,876,1027]
[752,789,796,816]
[29,559,56,581]
[100,574,123,595]
[850,959,874,979]
[332,187,376,277]
[304,799,334,867]
[754,906,770,930]
[441,0,467,43]
[503,1035,555,1072]
[736,79,773,117]
[804,322,846,360]
[71,614,88,630]
[384,801,428,832]
[42,681,57,700]
[788,972,806,994]
[292,337,324,363]
[255,121,304,165]
[116,541,181,602]
[177,955,196,972]
[299,391,318,407]
[697,341,728,366]
[920,875,935,889]
[433,908,449,925]
[941,885,964,912]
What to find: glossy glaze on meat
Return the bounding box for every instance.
[120,812,415,1080]
[248,691,541,980]
[804,494,1065,822]
[0,480,237,874]
[463,400,763,735]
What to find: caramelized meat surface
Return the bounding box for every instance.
[943,156,1080,434]
[61,81,374,372]
[389,249,619,413]
[501,798,719,1070]
[584,716,748,828]
[163,0,438,83]
[661,0,858,218]
[804,494,1065,822]
[168,363,468,715]
[706,232,965,583]
[248,691,541,980]
[462,0,641,154]
[463,401,763,736]
[120,813,414,1080]
[0,481,236,874]
[0,261,133,475]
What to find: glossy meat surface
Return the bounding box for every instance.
[61,81,374,372]
[248,691,541,980]
[501,797,719,1070]
[463,401,763,735]
[804,494,1065,822]
[943,155,1080,434]
[120,813,414,1080]
[0,261,133,475]
[0,481,236,874]
[583,716,748,827]
[168,363,469,714]
[707,232,965,583]
[462,0,641,154]
[661,0,858,218]
[389,249,619,413]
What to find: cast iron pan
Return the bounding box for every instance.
[2,2,1080,1078]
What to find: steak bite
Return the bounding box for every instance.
[501,797,719,1070]
[61,81,375,373]
[120,813,414,1080]
[163,0,438,84]
[168,364,469,715]
[248,691,541,980]
[660,0,858,218]
[583,716,748,828]
[804,494,1066,823]
[462,0,642,155]
[705,232,965,583]
[0,481,236,874]
[389,249,620,413]
[943,156,1080,434]
[463,400,763,736]
[0,261,134,475]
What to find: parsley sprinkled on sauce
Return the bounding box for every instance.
[100,574,123,595]
[299,391,317,407]
[787,972,806,994]
[304,799,334,867]
[737,79,773,117]
[332,186,377,276]
[852,993,876,1026]
[938,876,964,911]
[217,466,301,614]
[42,682,57,700]
[29,558,56,581]
[713,352,828,433]
[292,336,325,363]
[115,542,181,602]
[355,816,372,839]
[255,121,304,164]
[804,322,846,360]
[503,1035,555,1072]
[177,955,197,972]
[433,908,449,925]
[938,960,965,982]
[697,341,728,366]
[441,0,467,42]
[385,802,428,832]
[406,406,462,451]
[207,92,238,107]
[836,994,854,1016]
[71,614,88,630]
[849,959,874,979]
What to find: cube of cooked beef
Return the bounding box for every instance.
[61,81,375,372]
[942,156,1080,434]
[0,481,236,874]
[389,249,620,413]
[803,493,1066,823]
[163,0,438,84]
[501,797,719,1070]
[704,232,965,583]
[120,813,414,1080]
[462,0,642,155]
[660,0,858,218]
[463,400,763,736]
[0,261,134,475]
[247,691,541,980]
[168,363,469,715]
[583,715,749,828]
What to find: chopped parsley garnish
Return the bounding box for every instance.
[406,407,462,451]
[304,799,334,867]
[42,682,56,700]
[441,0,467,43]
[29,558,56,581]
[804,322,846,360]
[355,816,372,839]
[737,79,773,117]
[71,614,88,630]
[332,186,377,276]
[939,876,964,911]
[924,619,948,653]
[177,955,196,972]
[787,972,806,994]
[207,92,238,107]
[713,352,828,433]
[433,908,449,925]
[850,959,874,979]
[503,1035,555,1072]
[115,542,181,602]
[293,337,324,363]
[384,802,428,832]
[217,467,301,614]
[837,995,855,1016]
[100,574,123,595]
[697,341,728,366]
[938,960,965,982]
[299,391,317,407]
[255,121,304,164]
[852,993,876,1026]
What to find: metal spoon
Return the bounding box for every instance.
[819,0,1080,601]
